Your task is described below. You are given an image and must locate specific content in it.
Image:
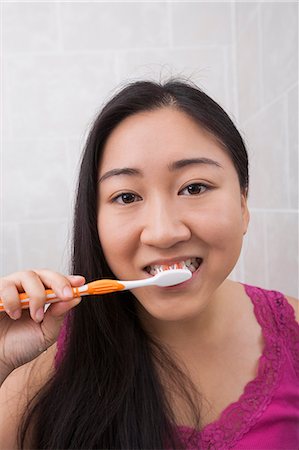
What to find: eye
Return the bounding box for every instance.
[112,192,142,204]
[179,183,209,196]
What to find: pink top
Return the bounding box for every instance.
[177,285,299,449]
[56,285,299,449]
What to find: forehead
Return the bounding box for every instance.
[99,108,233,172]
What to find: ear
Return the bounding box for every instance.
[241,191,250,235]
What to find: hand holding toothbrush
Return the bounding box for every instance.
[0,270,85,380]
[0,268,191,382]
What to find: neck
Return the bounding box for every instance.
[139,279,242,354]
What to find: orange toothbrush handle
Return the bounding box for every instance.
[0,288,82,312]
[85,279,125,295]
[0,280,125,312]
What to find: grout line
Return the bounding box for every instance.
[2,43,226,59]
[257,2,264,106]
[242,82,299,128]
[2,136,84,142]
[168,0,173,50]
[249,208,298,213]
[4,218,70,226]
[55,0,63,53]
[284,93,291,209]
[2,2,13,140]
[230,0,239,122]
[114,50,120,85]
[15,222,23,271]
[2,0,296,4]
[0,0,235,3]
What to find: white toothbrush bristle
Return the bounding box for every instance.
[154,269,192,287]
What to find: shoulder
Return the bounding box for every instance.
[241,282,299,326]
[285,295,299,324]
[0,343,57,449]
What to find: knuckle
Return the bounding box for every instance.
[54,274,71,290]
[0,280,15,299]
[27,269,39,278]
[37,269,67,287]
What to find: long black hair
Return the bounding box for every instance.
[19,79,249,449]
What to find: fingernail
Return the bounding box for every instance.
[35,307,44,323]
[63,286,73,299]
[11,309,21,320]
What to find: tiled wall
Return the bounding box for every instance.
[2,2,298,297]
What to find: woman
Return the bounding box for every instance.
[0,79,298,449]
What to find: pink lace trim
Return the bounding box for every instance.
[265,287,299,377]
[177,285,299,450]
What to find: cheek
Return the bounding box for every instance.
[97,209,137,273]
[189,202,244,248]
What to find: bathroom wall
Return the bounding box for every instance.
[1,1,298,297]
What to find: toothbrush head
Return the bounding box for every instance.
[152,268,192,287]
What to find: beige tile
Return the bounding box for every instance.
[19,220,72,274]
[287,84,298,209]
[266,211,298,298]
[243,98,288,209]
[117,46,232,110]
[242,210,267,288]
[2,139,71,222]
[65,137,86,214]
[4,0,52,2]
[0,223,21,276]
[6,53,116,139]
[261,2,298,104]
[229,250,245,283]
[60,2,169,50]
[236,8,262,123]
[223,44,238,116]
[172,2,232,46]
[2,58,12,139]
[65,138,85,189]
[235,2,259,37]
[3,2,59,53]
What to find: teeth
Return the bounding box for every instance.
[145,257,201,276]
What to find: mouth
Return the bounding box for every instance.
[143,257,203,276]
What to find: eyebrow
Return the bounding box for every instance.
[98,157,222,184]
[168,157,223,171]
[98,167,142,184]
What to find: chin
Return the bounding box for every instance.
[135,295,201,323]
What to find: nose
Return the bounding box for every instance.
[140,200,191,249]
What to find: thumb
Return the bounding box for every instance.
[39,296,82,348]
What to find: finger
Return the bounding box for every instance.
[4,271,34,292]
[4,271,86,294]
[33,270,87,300]
[65,275,86,286]
[2,271,86,323]
[40,297,82,346]
[0,280,23,320]
[20,271,51,323]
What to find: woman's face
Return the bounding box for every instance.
[97,108,249,323]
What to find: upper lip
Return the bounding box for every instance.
[142,256,202,269]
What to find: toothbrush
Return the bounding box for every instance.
[0,269,192,312]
